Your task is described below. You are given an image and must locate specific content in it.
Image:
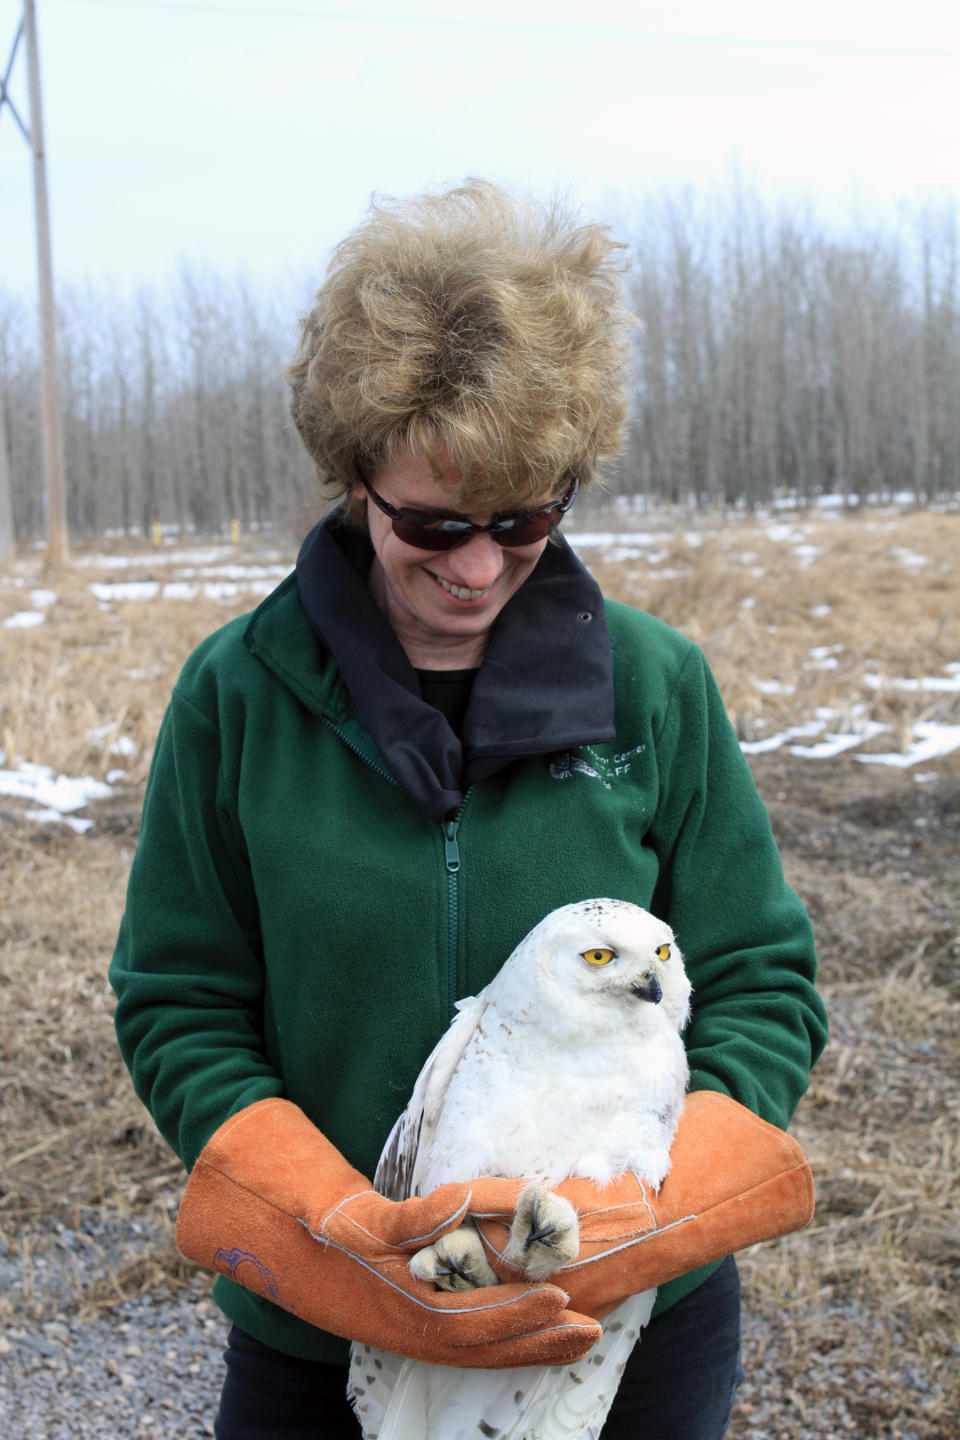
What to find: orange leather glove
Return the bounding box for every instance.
[471,1091,815,1318]
[175,1097,601,1367]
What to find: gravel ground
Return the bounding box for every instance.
[0,1212,222,1439]
[0,1215,936,1440]
[0,1280,223,1439]
[0,1274,914,1440]
[0,1209,955,1434]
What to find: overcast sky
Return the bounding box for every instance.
[2,0,959,299]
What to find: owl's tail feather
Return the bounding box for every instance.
[537,1288,657,1440]
[375,1358,429,1440]
[368,1290,655,1440]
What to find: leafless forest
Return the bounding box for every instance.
[2,189,960,542]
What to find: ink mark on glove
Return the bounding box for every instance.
[213,1246,296,1314]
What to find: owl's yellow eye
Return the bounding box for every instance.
[582,948,616,966]
[656,944,671,961]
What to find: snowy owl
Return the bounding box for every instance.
[348,897,692,1440]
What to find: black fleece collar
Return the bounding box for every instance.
[295,511,615,821]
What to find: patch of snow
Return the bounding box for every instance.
[173,564,289,582]
[864,669,960,694]
[86,575,279,605]
[3,610,45,628]
[891,548,928,568]
[788,722,891,760]
[752,679,796,696]
[30,588,57,607]
[89,726,138,758]
[569,531,663,548]
[24,807,94,834]
[77,547,234,569]
[603,546,657,564]
[855,723,960,768]
[740,720,828,755]
[805,644,844,671]
[0,761,112,814]
[90,581,160,603]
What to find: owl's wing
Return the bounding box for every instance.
[355,996,488,1435]
[373,993,487,1200]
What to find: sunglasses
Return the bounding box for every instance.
[361,475,579,551]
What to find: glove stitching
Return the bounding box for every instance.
[322,1190,473,1248]
[474,1160,811,1272]
[297,1218,566,1319]
[557,1160,813,1269]
[481,1321,600,1351]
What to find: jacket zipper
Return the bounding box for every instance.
[442,817,461,1017]
[321,714,468,1017]
[318,716,401,790]
[442,792,472,1018]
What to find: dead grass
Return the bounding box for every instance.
[1,507,958,1434]
[590,505,960,751]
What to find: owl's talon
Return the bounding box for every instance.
[525,1192,557,1247]
[409,1222,499,1292]
[506,1183,579,1280]
[438,1258,472,1283]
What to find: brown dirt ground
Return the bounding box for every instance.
[731,749,960,1439]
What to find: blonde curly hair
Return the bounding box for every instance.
[288,180,631,521]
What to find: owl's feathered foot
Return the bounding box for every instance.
[409,1185,580,1291]
[505,1183,580,1280]
[408,1222,499,1292]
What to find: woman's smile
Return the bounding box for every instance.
[432,574,492,602]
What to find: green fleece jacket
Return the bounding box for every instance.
[110,569,827,1364]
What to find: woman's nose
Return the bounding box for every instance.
[445,531,505,589]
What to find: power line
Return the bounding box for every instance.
[36,1,960,61]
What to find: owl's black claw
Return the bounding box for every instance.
[525,1192,557,1248]
[439,1258,473,1282]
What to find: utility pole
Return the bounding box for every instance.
[1,0,68,564]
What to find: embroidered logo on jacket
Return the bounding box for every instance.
[548,744,646,789]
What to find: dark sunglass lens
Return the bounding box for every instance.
[492,512,557,547]
[392,516,466,550]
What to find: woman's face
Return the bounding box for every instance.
[360,448,554,669]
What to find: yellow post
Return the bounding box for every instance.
[230,517,240,545]
[151,521,162,547]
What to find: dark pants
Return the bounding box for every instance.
[215,1255,743,1440]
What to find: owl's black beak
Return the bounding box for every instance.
[631,973,663,1004]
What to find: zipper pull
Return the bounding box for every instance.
[443,819,461,873]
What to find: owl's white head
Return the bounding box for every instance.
[499,898,692,1036]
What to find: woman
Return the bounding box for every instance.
[110,181,827,1439]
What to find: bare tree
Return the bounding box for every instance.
[2,189,958,539]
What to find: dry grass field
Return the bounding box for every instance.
[1,503,958,1437]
